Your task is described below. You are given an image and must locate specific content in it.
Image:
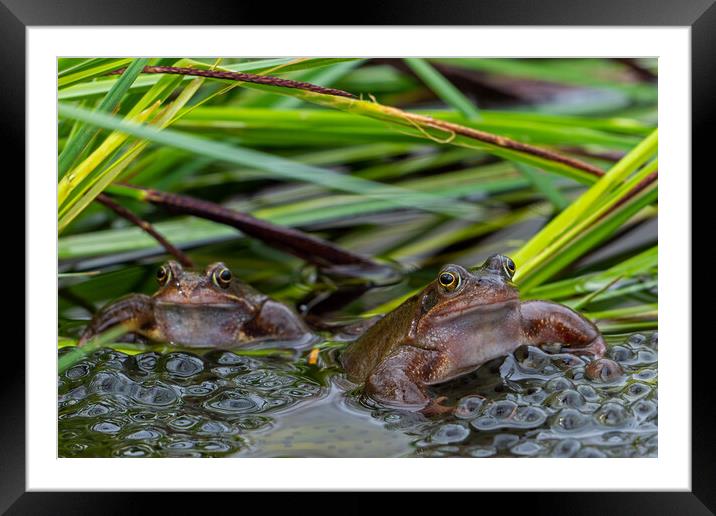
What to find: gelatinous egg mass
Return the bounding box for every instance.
[58,333,657,458]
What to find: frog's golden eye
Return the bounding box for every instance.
[156,265,171,286]
[213,267,232,289]
[438,271,459,291]
[502,257,516,279]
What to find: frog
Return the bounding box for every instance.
[78,261,314,348]
[341,254,607,413]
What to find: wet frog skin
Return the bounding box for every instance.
[341,254,606,412]
[79,261,313,348]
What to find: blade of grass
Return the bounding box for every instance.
[517,178,657,291]
[388,205,545,262]
[59,59,217,230]
[57,58,134,88]
[175,143,422,190]
[58,102,483,221]
[511,129,657,268]
[177,107,644,150]
[177,103,607,183]
[525,245,657,300]
[405,57,481,120]
[570,275,624,310]
[247,88,607,181]
[60,164,528,259]
[515,163,570,211]
[566,277,657,308]
[58,102,160,226]
[249,147,486,207]
[58,58,150,179]
[585,303,658,324]
[88,66,606,182]
[404,58,569,211]
[59,58,359,100]
[433,58,657,101]
[59,58,125,77]
[58,63,189,214]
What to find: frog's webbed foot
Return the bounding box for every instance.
[520,300,606,359]
[420,396,456,417]
[79,294,157,347]
[363,346,436,410]
[563,337,606,358]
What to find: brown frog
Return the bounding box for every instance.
[79,261,314,348]
[341,254,607,413]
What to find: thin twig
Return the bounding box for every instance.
[108,65,357,99]
[109,185,398,282]
[110,66,602,179]
[400,111,607,178]
[96,193,194,267]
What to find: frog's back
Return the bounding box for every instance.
[341,297,417,382]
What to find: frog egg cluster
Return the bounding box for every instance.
[373,333,658,458]
[59,332,657,458]
[58,348,321,457]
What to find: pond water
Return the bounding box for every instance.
[58,332,657,458]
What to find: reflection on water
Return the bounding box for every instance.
[58,333,657,458]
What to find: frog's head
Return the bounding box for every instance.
[152,261,261,307]
[417,255,520,323]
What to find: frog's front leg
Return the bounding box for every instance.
[519,300,606,358]
[79,294,160,346]
[364,346,449,412]
[242,300,311,341]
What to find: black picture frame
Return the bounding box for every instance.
[5,0,709,513]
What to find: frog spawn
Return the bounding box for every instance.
[359,332,657,458]
[58,348,322,457]
[58,332,657,458]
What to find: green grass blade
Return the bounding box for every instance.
[57,58,134,88]
[512,129,657,268]
[525,245,657,300]
[518,181,657,291]
[152,78,608,183]
[58,58,150,179]
[60,70,213,232]
[58,103,482,220]
[515,163,570,211]
[177,107,644,150]
[58,104,158,210]
[58,58,359,101]
[405,58,481,120]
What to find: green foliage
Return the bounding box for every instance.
[57,57,658,347]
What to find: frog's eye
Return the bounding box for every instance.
[156,265,171,286]
[502,257,516,279]
[213,267,232,289]
[438,270,460,291]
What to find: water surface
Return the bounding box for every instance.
[58,332,657,458]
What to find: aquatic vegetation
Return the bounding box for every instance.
[58,57,657,458]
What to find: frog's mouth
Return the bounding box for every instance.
[156,301,242,307]
[428,299,519,322]
[154,299,258,311]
